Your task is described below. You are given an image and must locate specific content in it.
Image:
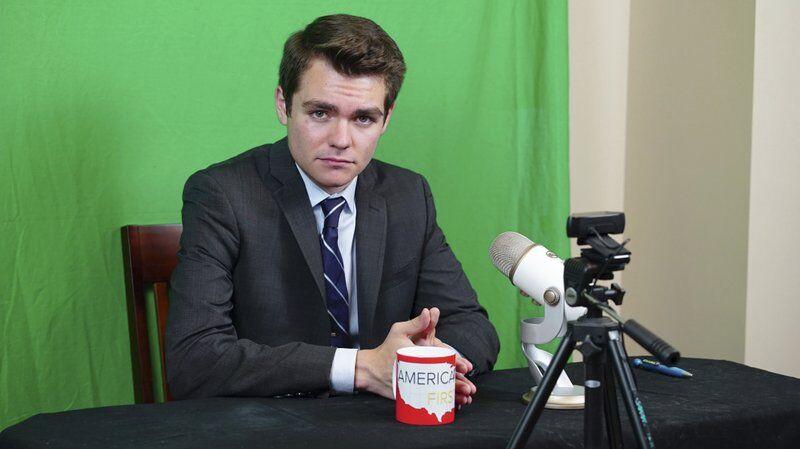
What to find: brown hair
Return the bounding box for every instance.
[279,14,406,116]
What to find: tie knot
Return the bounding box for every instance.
[320,197,347,229]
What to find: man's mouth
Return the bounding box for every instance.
[318,157,354,165]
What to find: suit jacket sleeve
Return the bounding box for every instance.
[166,170,336,399]
[413,176,500,375]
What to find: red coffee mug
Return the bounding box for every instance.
[394,346,456,425]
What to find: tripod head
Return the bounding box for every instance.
[562,212,680,366]
[563,212,630,308]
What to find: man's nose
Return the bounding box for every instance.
[328,119,351,150]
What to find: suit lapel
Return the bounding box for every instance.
[354,165,386,346]
[256,138,326,301]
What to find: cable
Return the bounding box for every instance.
[590,227,619,249]
[582,291,623,323]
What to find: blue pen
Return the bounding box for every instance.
[631,358,693,379]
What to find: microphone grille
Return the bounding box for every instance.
[489,231,535,278]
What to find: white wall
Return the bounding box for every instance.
[744,1,800,378]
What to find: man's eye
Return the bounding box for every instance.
[356,115,375,125]
[311,111,328,120]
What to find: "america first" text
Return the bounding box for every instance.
[397,369,455,386]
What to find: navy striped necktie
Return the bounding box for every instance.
[319,197,351,348]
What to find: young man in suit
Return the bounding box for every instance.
[166,14,499,405]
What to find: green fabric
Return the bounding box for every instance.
[0,0,569,429]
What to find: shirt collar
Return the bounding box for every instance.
[295,163,357,212]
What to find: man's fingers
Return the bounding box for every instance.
[460,355,473,372]
[455,356,473,375]
[455,389,474,406]
[428,307,440,331]
[414,308,431,332]
[454,372,476,407]
[454,354,473,375]
[416,307,439,346]
[392,308,430,337]
[456,372,476,394]
[456,379,473,395]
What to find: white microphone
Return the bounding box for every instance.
[489,231,586,409]
[489,231,586,342]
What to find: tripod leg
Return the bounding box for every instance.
[583,346,605,449]
[608,331,656,449]
[603,353,624,449]
[507,329,576,449]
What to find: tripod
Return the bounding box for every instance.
[507,305,658,449]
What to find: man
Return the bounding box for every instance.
[166,14,499,405]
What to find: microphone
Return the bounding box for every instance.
[489,232,586,341]
[489,232,586,409]
[489,231,562,304]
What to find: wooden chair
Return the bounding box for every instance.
[121,224,182,403]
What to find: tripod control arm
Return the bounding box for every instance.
[624,319,680,365]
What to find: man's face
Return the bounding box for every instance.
[275,58,394,193]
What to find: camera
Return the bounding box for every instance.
[563,212,630,307]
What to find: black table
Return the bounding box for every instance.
[2,359,799,449]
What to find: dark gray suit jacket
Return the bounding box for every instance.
[166,138,500,399]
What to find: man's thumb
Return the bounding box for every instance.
[394,308,430,336]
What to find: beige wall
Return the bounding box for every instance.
[744,1,800,378]
[621,1,755,362]
[568,0,631,363]
[568,1,800,372]
[568,0,630,227]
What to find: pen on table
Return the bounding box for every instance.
[631,358,693,379]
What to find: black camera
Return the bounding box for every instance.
[564,212,630,307]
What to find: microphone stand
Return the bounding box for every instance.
[506,290,679,449]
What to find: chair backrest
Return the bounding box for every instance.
[121,224,182,403]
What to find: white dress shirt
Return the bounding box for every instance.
[296,165,360,393]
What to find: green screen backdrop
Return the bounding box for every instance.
[0,0,569,429]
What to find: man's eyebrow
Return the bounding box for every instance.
[353,107,384,118]
[302,101,384,118]
[302,101,338,112]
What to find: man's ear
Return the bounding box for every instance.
[381,103,395,134]
[275,86,288,126]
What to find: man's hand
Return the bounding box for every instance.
[412,307,477,407]
[354,308,436,399]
